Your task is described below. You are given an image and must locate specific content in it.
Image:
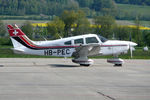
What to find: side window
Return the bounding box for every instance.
[74,38,84,44]
[86,37,99,44]
[64,41,71,45]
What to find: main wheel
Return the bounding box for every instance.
[114,64,122,66]
[80,64,90,66]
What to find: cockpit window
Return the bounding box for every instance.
[98,35,108,42]
[74,38,84,44]
[64,41,71,45]
[86,37,99,44]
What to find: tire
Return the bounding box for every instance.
[80,64,90,66]
[114,64,122,66]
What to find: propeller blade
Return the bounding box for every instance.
[129,41,137,58]
[130,45,133,58]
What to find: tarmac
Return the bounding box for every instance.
[0,58,150,100]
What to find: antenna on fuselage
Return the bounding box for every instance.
[14,24,19,29]
[129,32,132,41]
[43,37,47,41]
[57,33,62,39]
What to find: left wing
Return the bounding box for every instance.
[72,44,101,59]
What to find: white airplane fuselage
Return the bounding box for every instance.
[11,34,136,57]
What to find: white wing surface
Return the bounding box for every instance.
[72,44,101,59]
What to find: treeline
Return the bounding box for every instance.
[0,0,79,16]
[0,0,117,17]
[0,0,150,20]
[115,0,150,5]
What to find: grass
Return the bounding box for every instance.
[0,45,150,59]
[0,46,60,58]
[117,4,150,21]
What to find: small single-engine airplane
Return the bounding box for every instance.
[7,24,137,66]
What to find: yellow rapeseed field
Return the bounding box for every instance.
[32,23,150,30]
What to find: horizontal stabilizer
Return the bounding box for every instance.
[11,48,25,54]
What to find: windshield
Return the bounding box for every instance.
[98,35,108,42]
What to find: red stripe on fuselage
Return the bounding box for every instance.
[101,45,127,47]
[19,36,78,49]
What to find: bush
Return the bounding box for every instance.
[0,37,12,45]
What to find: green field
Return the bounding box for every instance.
[117,4,150,21]
[116,20,150,27]
[0,46,150,59]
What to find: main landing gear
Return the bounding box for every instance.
[72,59,94,66]
[80,64,90,66]
[107,58,124,66]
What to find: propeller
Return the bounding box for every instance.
[129,42,137,58]
[129,32,133,58]
[129,43,133,58]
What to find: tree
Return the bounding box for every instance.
[143,30,150,46]
[60,10,91,37]
[113,26,131,40]
[133,17,143,46]
[91,0,117,16]
[0,20,6,37]
[94,15,116,38]
[47,17,65,39]
[77,0,93,7]
[65,0,79,11]
[21,21,33,39]
[73,10,90,35]
[60,10,78,37]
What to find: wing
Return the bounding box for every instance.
[72,44,101,59]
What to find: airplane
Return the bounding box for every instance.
[7,24,137,66]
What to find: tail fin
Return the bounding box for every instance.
[8,24,25,37]
[8,24,50,51]
[7,24,33,51]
